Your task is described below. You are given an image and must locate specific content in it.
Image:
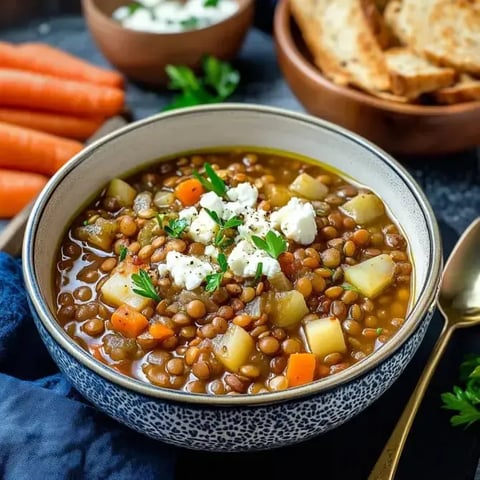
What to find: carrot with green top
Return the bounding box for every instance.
[0,108,104,140]
[286,353,317,387]
[0,169,48,218]
[0,69,125,117]
[0,121,83,175]
[0,41,123,88]
[111,304,149,338]
[174,178,205,206]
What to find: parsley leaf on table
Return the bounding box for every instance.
[441,354,480,427]
[163,56,240,111]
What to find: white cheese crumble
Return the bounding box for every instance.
[188,208,218,244]
[237,207,273,240]
[200,191,224,216]
[228,240,281,279]
[158,251,214,290]
[226,182,258,207]
[179,206,198,222]
[270,197,317,245]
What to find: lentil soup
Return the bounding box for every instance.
[54,150,412,395]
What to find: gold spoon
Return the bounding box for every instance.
[369,217,480,480]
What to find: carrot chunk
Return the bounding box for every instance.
[149,323,175,341]
[286,353,317,387]
[174,178,205,206]
[0,169,48,218]
[111,304,149,338]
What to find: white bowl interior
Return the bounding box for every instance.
[25,105,439,404]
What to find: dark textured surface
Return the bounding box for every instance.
[1,12,480,480]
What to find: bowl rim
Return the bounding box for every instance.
[23,103,442,406]
[273,0,480,116]
[82,0,254,37]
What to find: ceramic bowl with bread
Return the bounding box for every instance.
[274,0,480,155]
[82,0,254,86]
[23,104,442,451]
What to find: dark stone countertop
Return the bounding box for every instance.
[1,13,480,480]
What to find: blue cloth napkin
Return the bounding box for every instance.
[0,252,177,480]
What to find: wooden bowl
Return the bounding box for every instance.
[273,0,480,156]
[82,0,254,86]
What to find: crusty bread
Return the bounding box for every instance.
[290,0,391,93]
[385,47,456,98]
[434,74,480,104]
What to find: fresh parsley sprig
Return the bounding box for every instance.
[126,1,156,20]
[441,355,480,427]
[254,262,263,281]
[193,163,227,197]
[204,0,219,6]
[164,218,188,238]
[251,231,287,259]
[205,253,228,292]
[119,246,128,262]
[205,209,243,249]
[132,269,161,302]
[163,55,240,111]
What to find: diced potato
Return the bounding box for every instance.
[154,190,175,209]
[101,267,152,311]
[213,324,254,372]
[267,290,309,328]
[268,271,293,292]
[344,254,395,298]
[340,194,385,224]
[289,173,328,200]
[106,178,137,208]
[75,218,118,251]
[304,317,346,358]
[264,184,292,207]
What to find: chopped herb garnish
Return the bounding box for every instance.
[205,208,243,249]
[376,327,383,336]
[164,218,188,238]
[205,253,228,292]
[251,231,287,259]
[131,269,161,302]
[180,16,199,29]
[204,0,219,6]
[254,262,263,281]
[193,163,227,197]
[83,220,89,226]
[342,282,361,293]
[119,246,128,262]
[156,213,165,229]
[441,355,480,427]
[163,55,240,111]
[125,1,156,20]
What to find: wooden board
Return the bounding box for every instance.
[0,115,129,256]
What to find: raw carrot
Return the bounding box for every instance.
[174,178,205,206]
[0,108,104,140]
[111,304,149,338]
[0,121,83,175]
[0,169,48,218]
[0,41,123,88]
[149,323,175,341]
[286,353,317,388]
[0,69,125,117]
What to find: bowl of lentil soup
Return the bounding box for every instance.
[23,104,442,451]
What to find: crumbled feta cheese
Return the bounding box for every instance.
[204,245,219,259]
[228,240,281,278]
[179,206,198,222]
[270,197,317,245]
[200,191,224,216]
[188,208,218,244]
[227,182,258,207]
[237,207,273,239]
[158,251,214,290]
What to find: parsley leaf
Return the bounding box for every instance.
[204,0,219,6]
[441,355,480,427]
[193,163,226,197]
[131,269,161,302]
[156,213,165,229]
[376,327,383,336]
[119,246,128,262]
[251,231,287,259]
[163,55,240,111]
[205,253,228,292]
[164,218,188,238]
[254,262,263,281]
[180,16,199,29]
[126,1,156,20]
[205,208,243,249]
[342,282,361,293]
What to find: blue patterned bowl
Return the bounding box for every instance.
[23,104,442,452]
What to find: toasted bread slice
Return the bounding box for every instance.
[290,0,391,92]
[434,74,480,104]
[385,47,456,98]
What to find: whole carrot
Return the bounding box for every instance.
[0,122,83,176]
[0,41,123,88]
[0,69,125,117]
[0,108,104,140]
[0,169,48,218]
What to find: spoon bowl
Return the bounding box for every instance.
[370,217,480,480]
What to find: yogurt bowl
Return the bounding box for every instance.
[23,104,442,451]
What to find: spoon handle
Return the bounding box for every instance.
[368,323,454,480]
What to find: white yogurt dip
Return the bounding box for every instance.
[113,0,239,33]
